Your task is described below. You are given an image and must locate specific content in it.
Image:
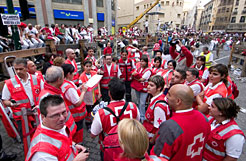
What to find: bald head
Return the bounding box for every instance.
[45,66,64,85]
[167,84,194,111]
[66,48,74,55]
[66,48,75,60]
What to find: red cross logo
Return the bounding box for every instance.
[187,133,205,158]
[157,118,162,125]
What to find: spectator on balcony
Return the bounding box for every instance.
[64,25,73,44]
[72,25,83,44]
[41,24,58,44]
[55,24,65,43]
[25,23,44,48]
[17,23,33,49]
[50,24,60,45]
[67,25,75,43]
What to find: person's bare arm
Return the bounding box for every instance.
[223,156,237,161]
[75,85,88,107]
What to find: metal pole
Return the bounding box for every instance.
[6,0,21,50]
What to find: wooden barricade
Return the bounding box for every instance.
[0,48,46,63]
[228,42,246,77]
[0,39,91,91]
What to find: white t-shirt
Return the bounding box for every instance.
[210,119,245,158]
[30,124,68,161]
[49,28,55,36]
[25,27,38,37]
[186,80,204,96]
[202,69,209,80]
[64,80,80,105]
[139,68,151,80]
[91,100,140,136]
[150,93,168,128]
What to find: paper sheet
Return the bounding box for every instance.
[85,74,103,91]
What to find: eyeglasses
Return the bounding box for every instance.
[46,110,68,120]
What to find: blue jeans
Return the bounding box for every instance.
[134,90,148,121]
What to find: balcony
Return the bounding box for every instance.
[227,24,246,30]
[232,11,238,15]
[242,10,246,14]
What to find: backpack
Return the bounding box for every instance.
[102,102,129,161]
[232,80,239,99]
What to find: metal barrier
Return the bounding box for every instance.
[0,100,21,143]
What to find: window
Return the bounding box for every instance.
[161,1,164,6]
[235,0,239,5]
[144,5,146,9]
[226,8,229,12]
[136,6,139,10]
[240,16,245,22]
[111,0,115,10]
[52,0,82,4]
[218,9,221,13]
[166,1,169,5]
[96,0,104,7]
[231,17,236,23]
[177,14,181,18]
[233,8,238,15]
[222,7,226,13]
[242,7,246,14]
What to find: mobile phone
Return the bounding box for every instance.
[84,149,89,153]
[11,100,17,104]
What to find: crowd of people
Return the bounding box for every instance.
[0,26,246,161]
[0,23,102,53]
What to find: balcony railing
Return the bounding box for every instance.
[242,10,246,14]
[232,11,238,15]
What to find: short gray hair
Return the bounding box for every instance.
[13,58,28,67]
[45,66,63,83]
[65,48,74,56]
